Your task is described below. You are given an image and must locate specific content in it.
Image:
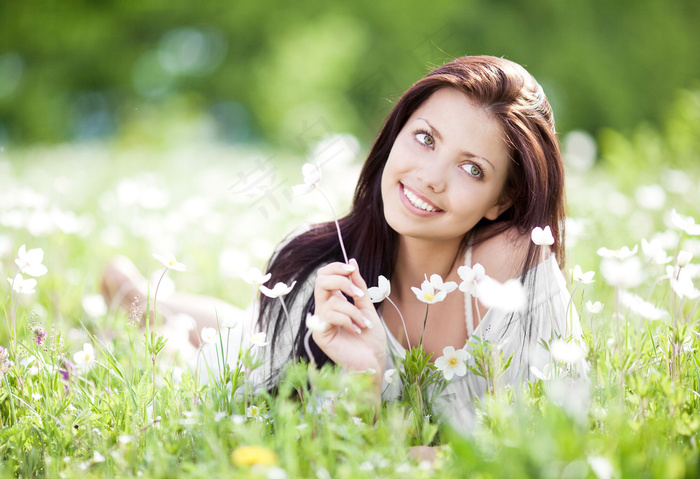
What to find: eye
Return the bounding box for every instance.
[414,131,435,148]
[462,164,482,178]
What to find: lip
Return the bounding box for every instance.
[399,183,444,217]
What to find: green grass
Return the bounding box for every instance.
[1,107,700,478]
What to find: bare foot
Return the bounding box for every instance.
[101,256,150,322]
[408,445,440,466]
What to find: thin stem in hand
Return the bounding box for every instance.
[386,296,411,350]
[315,186,349,265]
[419,304,430,348]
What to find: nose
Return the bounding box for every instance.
[415,161,447,193]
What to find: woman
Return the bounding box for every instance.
[256,56,580,430]
[104,55,580,433]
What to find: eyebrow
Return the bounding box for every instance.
[416,117,496,170]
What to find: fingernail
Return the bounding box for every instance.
[364,319,373,329]
[343,263,356,273]
[353,325,362,335]
[351,285,365,297]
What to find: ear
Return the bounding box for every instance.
[484,194,513,221]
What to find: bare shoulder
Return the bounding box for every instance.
[471,225,536,282]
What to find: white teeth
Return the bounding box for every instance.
[402,186,437,212]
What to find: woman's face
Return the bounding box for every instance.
[380,87,512,244]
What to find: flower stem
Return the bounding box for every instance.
[9,269,21,357]
[315,186,349,264]
[152,353,157,427]
[278,296,295,359]
[419,304,430,347]
[386,296,411,350]
[565,282,580,337]
[152,268,169,330]
[303,329,315,366]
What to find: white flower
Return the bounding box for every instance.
[92,451,105,463]
[667,265,700,300]
[669,209,700,236]
[246,405,264,421]
[653,229,680,250]
[588,455,614,479]
[600,257,644,288]
[635,184,666,210]
[266,466,288,479]
[15,244,48,277]
[435,346,469,381]
[531,226,554,246]
[82,294,108,318]
[305,313,328,333]
[152,253,186,271]
[597,244,638,260]
[291,163,322,195]
[457,263,486,297]
[201,327,218,344]
[8,274,37,295]
[476,277,527,312]
[641,238,672,265]
[383,368,397,385]
[619,291,668,321]
[242,267,271,286]
[214,411,228,422]
[572,265,595,284]
[550,339,585,364]
[677,250,693,267]
[231,414,246,425]
[73,343,95,367]
[250,331,270,347]
[259,281,296,298]
[368,275,391,303]
[530,364,551,381]
[427,273,457,293]
[118,435,133,444]
[221,314,241,329]
[586,301,604,314]
[31,393,42,401]
[411,279,446,304]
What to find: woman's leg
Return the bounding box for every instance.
[102,256,243,347]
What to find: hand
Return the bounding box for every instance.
[313,259,387,378]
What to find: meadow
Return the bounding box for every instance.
[1,91,700,478]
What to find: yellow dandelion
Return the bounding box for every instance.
[231,445,278,467]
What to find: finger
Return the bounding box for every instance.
[346,258,376,316]
[317,261,357,277]
[321,295,368,330]
[317,310,363,336]
[315,274,366,300]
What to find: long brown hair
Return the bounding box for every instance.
[258,56,566,383]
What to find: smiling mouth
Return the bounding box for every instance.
[401,184,442,213]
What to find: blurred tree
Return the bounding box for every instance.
[0,0,698,147]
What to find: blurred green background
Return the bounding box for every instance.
[1,0,699,148]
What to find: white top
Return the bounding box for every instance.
[241,234,583,434]
[380,246,583,433]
